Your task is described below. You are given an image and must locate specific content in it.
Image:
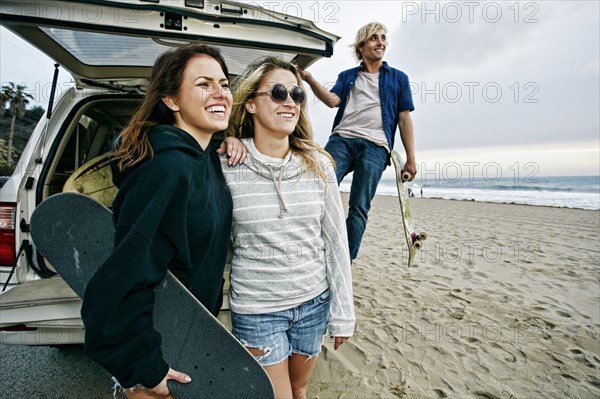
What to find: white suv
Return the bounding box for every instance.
[0,0,338,345]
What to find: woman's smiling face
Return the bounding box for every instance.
[166,54,232,140]
[247,68,301,139]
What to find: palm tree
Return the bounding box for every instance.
[2,83,33,166]
[0,88,8,119]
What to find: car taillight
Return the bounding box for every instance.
[0,203,17,266]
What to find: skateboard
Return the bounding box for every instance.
[29,192,274,399]
[63,153,117,209]
[391,150,428,267]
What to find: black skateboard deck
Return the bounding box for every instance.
[30,192,274,399]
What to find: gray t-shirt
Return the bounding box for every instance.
[332,71,389,151]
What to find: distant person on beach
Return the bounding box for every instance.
[298,21,416,261]
[224,57,355,399]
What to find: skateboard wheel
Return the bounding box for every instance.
[402,172,411,181]
[414,241,423,250]
[420,232,428,240]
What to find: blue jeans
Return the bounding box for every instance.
[231,289,331,366]
[325,135,388,261]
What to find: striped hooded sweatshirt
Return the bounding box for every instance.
[221,138,355,337]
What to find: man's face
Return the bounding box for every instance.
[359,29,387,63]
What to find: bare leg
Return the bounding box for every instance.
[288,353,318,399]
[246,347,293,399]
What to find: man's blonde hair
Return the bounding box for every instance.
[352,22,388,61]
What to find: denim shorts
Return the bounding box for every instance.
[231,289,331,366]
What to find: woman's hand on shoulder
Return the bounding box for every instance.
[218,137,247,166]
[149,367,192,396]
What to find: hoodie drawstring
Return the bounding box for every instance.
[268,165,289,218]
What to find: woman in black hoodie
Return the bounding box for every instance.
[81,44,244,398]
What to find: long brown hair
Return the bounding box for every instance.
[113,44,229,171]
[226,57,333,181]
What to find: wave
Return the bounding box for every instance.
[344,177,600,210]
[380,176,600,195]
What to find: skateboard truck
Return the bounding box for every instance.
[411,232,429,250]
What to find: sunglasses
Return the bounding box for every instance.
[255,83,306,105]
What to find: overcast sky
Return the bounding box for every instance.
[1,1,598,178]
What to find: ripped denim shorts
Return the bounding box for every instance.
[231,288,331,366]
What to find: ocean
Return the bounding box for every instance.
[340,175,600,210]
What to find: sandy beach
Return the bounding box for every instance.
[308,194,600,398]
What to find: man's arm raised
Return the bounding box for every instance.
[297,67,341,108]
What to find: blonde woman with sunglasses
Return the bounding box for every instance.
[223,57,355,399]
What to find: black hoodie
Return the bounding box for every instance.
[81,125,232,389]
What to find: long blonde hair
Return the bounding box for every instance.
[226,57,333,181]
[112,44,229,171]
[352,22,388,61]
